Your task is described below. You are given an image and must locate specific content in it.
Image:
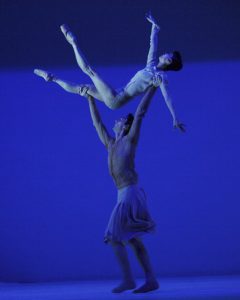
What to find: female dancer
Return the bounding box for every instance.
[86,86,159,293]
[34,13,185,132]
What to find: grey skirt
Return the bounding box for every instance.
[104,184,155,244]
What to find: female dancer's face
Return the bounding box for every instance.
[158,53,173,66]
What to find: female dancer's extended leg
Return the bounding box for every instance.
[33,69,104,100]
[60,24,123,109]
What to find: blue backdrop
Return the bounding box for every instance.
[0,0,240,282]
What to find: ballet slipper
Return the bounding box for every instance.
[78,86,89,97]
[60,24,77,45]
[34,69,54,82]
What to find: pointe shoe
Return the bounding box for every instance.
[133,280,159,293]
[34,69,54,82]
[60,24,77,44]
[112,280,136,293]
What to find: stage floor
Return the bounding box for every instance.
[0,275,240,300]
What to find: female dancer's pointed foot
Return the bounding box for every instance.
[34,69,54,82]
[60,24,77,45]
[112,280,136,293]
[133,279,159,293]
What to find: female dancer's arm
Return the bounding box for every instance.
[146,12,160,67]
[159,79,185,132]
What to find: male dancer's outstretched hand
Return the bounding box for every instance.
[145,12,160,30]
[79,86,90,98]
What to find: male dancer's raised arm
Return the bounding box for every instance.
[128,86,157,144]
[88,96,114,148]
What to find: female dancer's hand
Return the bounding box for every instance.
[173,119,186,133]
[145,12,160,30]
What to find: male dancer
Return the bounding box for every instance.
[85,86,159,293]
[34,13,185,132]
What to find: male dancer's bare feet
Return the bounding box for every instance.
[133,279,159,293]
[112,280,136,293]
[34,69,54,82]
[60,24,77,45]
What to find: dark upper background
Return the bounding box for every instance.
[0,0,240,68]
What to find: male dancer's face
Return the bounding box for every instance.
[113,117,128,135]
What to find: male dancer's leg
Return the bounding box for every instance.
[129,237,159,293]
[110,241,136,293]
